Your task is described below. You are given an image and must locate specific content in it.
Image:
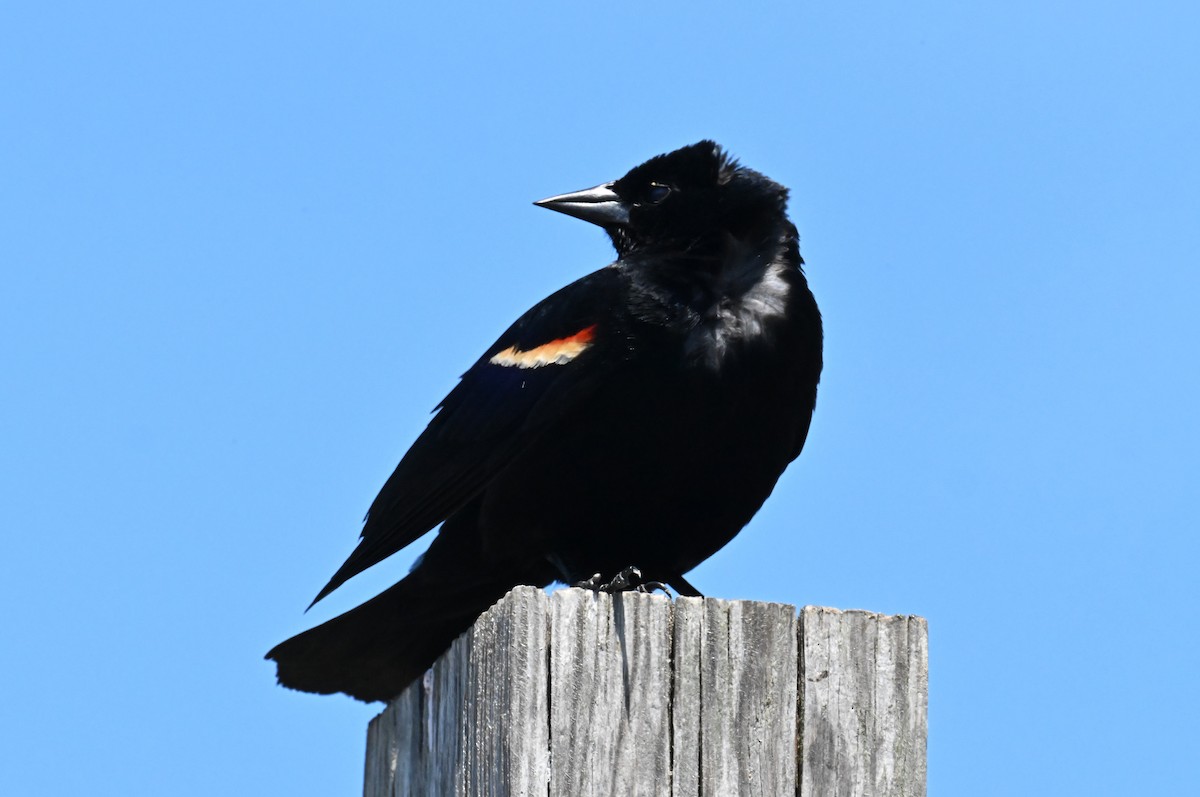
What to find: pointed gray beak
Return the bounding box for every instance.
[534,182,630,227]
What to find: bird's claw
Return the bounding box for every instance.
[573,566,672,596]
[573,573,606,591]
[605,565,642,592]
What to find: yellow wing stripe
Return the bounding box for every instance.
[489,325,597,369]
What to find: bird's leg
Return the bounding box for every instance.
[572,566,672,596]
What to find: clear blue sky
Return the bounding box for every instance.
[2,2,1196,794]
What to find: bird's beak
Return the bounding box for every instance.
[534,182,630,227]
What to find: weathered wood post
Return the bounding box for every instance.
[364,587,927,797]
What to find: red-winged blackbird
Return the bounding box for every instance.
[267,141,823,701]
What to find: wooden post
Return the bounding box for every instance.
[365,587,927,797]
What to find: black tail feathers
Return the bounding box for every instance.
[266,569,529,702]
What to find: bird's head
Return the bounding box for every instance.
[536,141,791,259]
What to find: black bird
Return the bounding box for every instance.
[267,141,823,702]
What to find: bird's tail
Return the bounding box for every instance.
[265,566,536,702]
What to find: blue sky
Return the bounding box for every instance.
[2,2,1197,794]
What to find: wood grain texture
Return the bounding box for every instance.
[363,586,548,796]
[672,597,798,796]
[670,597,703,797]
[799,606,929,797]
[364,592,928,797]
[549,589,673,797]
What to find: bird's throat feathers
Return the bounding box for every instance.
[625,222,800,369]
[682,232,797,369]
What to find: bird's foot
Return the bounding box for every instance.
[573,566,671,596]
[573,572,606,591]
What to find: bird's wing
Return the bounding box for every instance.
[310,266,632,604]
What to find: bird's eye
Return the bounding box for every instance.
[645,183,672,205]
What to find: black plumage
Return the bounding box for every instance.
[267,141,823,701]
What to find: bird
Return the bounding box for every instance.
[266,141,823,702]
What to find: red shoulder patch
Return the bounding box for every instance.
[489,325,598,369]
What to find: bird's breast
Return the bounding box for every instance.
[683,260,794,369]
